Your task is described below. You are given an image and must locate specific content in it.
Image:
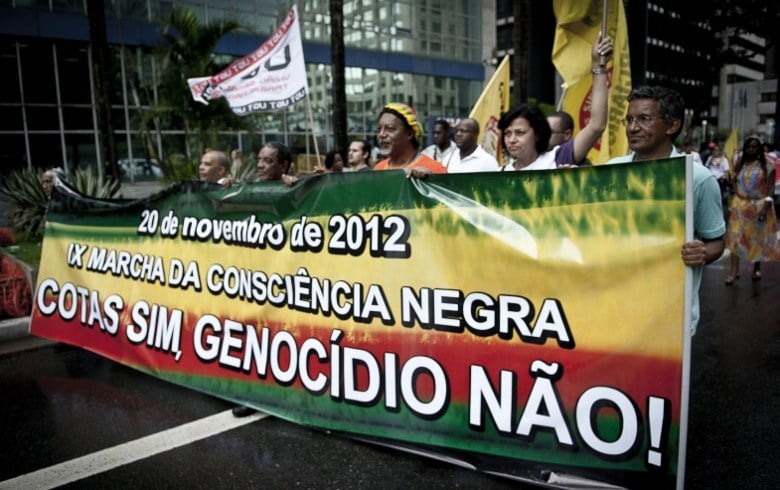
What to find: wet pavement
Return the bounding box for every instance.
[1,253,779,489]
[686,254,780,488]
[0,343,519,489]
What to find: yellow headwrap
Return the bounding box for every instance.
[380,102,423,145]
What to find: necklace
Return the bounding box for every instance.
[388,152,418,168]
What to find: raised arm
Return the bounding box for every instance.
[571,32,614,163]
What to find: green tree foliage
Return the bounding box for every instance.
[235,157,259,182]
[153,9,256,166]
[0,170,47,237]
[0,168,120,238]
[70,167,122,199]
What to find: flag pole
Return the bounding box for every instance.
[556,85,567,111]
[599,0,608,66]
[303,92,321,173]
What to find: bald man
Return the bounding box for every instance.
[198,150,231,184]
[442,118,498,173]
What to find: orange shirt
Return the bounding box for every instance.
[373,153,447,174]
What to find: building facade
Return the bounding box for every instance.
[495,0,774,147]
[726,78,777,144]
[4,1,773,177]
[0,0,492,175]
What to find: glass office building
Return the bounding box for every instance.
[0,0,489,175]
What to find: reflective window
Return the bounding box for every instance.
[52,0,84,14]
[0,134,29,173]
[4,0,485,170]
[151,0,174,22]
[112,109,127,130]
[0,41,20,104]
[26,106,60,131]
[13,0,50,11]
[58,45,91,104]
[65,133,98,170]
[63,107,95,130]
[179,1,207,22]
[0,107,23,131]
[116,0,148,20]
[20,44,57,104]
[300,0,481,63]
[28,134,64,168]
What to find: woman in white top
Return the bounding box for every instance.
[498,32,613,171]
[704,144,730,180]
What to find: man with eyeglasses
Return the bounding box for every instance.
[607,85,725,335]
[442,118,499,173]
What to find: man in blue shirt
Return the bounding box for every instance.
[608,86,725,335]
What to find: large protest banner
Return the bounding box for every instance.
[31,159,690,488]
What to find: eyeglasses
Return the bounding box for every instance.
[621,115,657,128]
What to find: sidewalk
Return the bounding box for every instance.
[0,315,29,341]
[0,181,164,346]
[0,315,50,356]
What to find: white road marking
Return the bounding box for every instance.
[0,409,269,490]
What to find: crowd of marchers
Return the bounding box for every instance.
[43,32,780,363]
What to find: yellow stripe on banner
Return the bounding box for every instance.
[39,202,684,361]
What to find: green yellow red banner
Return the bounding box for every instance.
[31,159,690,488]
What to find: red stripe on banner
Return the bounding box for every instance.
[31,312,682,422]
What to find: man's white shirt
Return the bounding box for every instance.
[443,145,499,173]
[421,141,457,162]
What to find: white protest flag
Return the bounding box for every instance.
[188,5,308,115]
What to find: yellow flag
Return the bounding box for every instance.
[723,127,739,169]
[469,56,510,164]
[552,0,631,163]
